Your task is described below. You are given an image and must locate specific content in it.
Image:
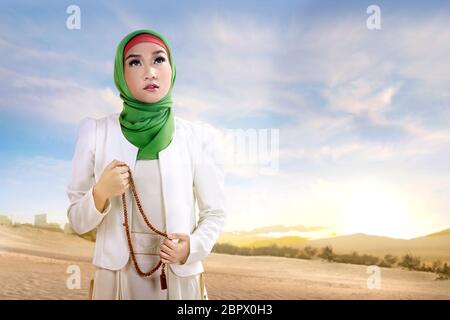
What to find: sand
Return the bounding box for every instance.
[0,225,449,300]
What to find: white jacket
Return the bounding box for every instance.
[66,112,226,277]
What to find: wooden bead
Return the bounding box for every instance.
[121,171,168,290]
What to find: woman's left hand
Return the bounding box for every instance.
[160,233,190,265]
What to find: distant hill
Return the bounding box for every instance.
[217,224,326,247]
[217,232,307,247]
[298,230,450,263]
[244,224,328,235]
[425,228,450,238]
[246,236,308,248]
[218,225,450,263]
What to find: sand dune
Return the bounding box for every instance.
[0,224,94,261]
[0,224,449,300]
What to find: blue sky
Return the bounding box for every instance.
[0,0,449,239]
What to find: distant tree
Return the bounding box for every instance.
[303,246,318,258]
[280,246,299,258]
[319,246,334,262]
[443,262,450,276]
[360,254,379,265]
[383,254,398,267]
[432,260,443,273]
[399,254,421,271]
[378,254,398,267]
[213,243,239,254]
[419,263,432,272]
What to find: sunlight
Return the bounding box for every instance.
[339,180,416,239]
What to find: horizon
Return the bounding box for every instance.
[3,214,448,241]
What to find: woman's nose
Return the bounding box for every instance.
[144,66,157,80]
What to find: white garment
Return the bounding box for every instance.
[91,160,208,300]
[67,113,227,277]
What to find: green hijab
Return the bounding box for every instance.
[114,29,177,160]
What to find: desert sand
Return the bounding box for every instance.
[1,225,449,300]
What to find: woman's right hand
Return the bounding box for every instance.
[95,159,130,199]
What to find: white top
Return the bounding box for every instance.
[130,159,166,255]
[93,161,206,300]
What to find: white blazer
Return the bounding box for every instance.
[66,112,227,277]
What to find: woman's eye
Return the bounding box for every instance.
[155,56,166,64]
[128,59,141,67]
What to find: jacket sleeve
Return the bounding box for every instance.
[184,123,227,265]
[66,117,112,235]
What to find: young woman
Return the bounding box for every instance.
[66,29,226,300]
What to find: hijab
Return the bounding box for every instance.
[114,29,177,160]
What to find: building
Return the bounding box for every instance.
[34,214,47,226]
[33,214,62,232]
[0,215,12,226]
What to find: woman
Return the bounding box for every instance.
[66,29,226,300]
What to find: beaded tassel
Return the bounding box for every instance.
[121,169,169,290]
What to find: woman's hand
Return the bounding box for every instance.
[95,159,130,198]
[160,233,190,265]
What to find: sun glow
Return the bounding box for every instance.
[338,180,416,239]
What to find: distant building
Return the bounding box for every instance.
[32,214,62,232]
[34,214,47,226]
[0,215,12,226]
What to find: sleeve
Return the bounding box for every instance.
[66,117,112,235]
[183,123,227,265]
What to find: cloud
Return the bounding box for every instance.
[171,12,295,121]
[0,66,121,124]
[324,80,402,120]
[280,118,450,166]
[0,36,112,75]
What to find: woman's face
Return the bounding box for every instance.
[124,42,172,103]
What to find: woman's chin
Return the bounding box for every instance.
[136,95,161,104]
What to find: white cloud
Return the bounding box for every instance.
[171,12,295,120]
[0,66,121,124]
[0,36,112,75]
[324,80,402,120]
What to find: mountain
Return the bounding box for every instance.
[224,224,329,236]
[217,232,307,247]
[298,230,450,263]
[246,224,328,234]
[425,228,450,238]
[217,224,330,247]
[218,225,450,263]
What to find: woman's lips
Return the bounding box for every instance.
[143,84,159,92]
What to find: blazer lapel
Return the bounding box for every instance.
[110,113,184,234]
[111,113,139,227]
[158,118,178,235]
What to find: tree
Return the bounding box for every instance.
[399,254,421,271]
[432,260,443,273]
[383,254,398,267]
[319,246,334,262]
[443,262,450,276]
[304,246,318,258]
